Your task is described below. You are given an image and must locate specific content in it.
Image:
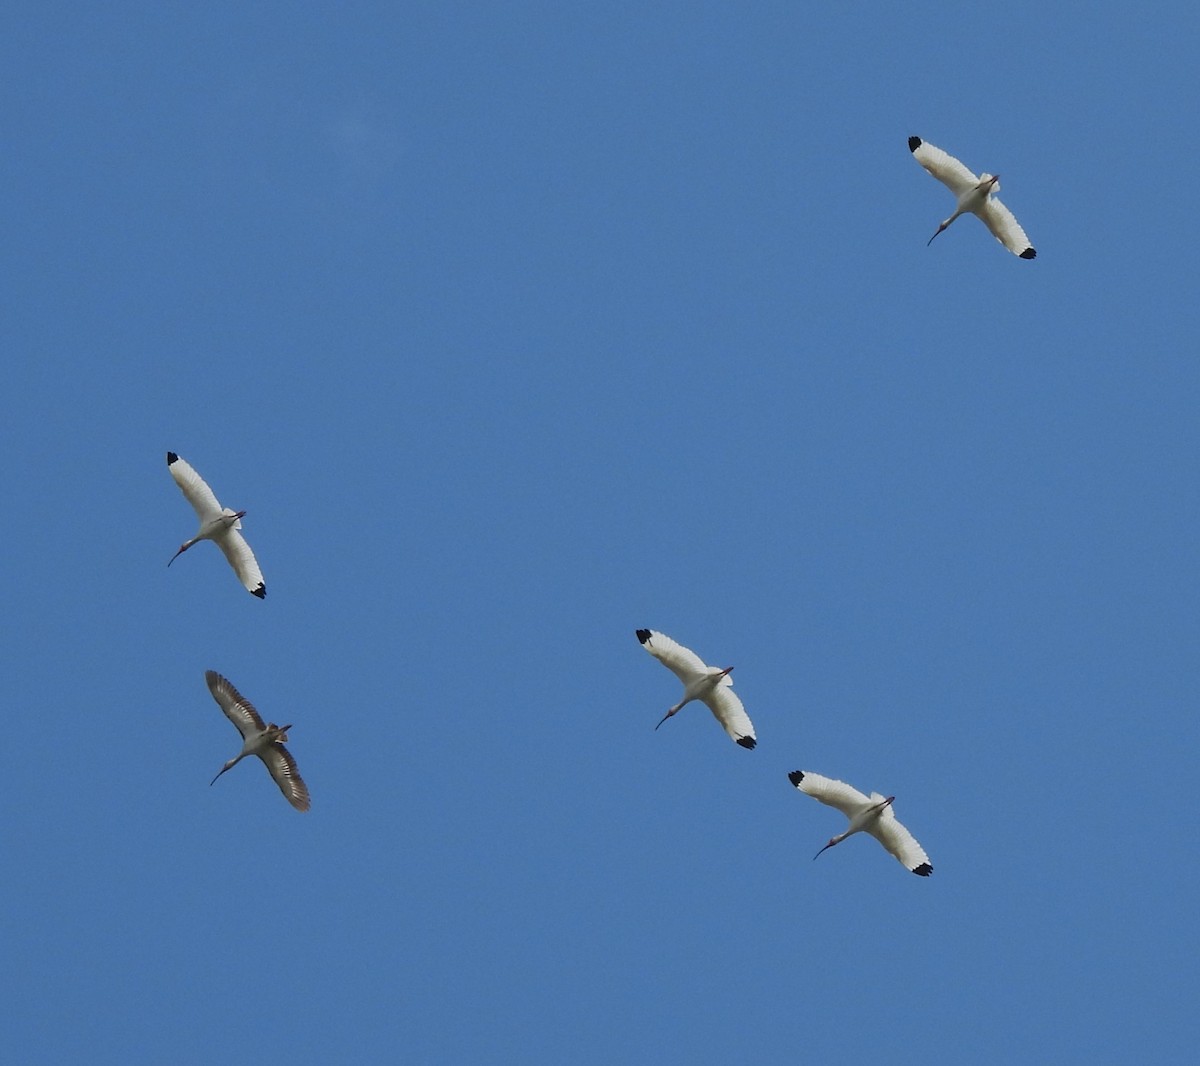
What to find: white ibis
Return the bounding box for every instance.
[788,771,931,876]
[636,629,756,749]
[206,671,310,811]
[166,452,266,598]
[908,136,1036,259]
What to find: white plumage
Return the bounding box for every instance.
[908,136,1036,259]
[166,452,266,598]
[636,629,756,749]
[789,770,931,876]
[206,671,310,811]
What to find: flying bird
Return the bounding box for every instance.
[206,670,310,811]
[636,629,756,749]
[166,452,266,598]
[788,770,930,875]
[908,136,1035,259]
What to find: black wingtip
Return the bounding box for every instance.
[787,770,805,787]
[166,451,179,464]
[736,736,757,750]
[913,863,933,877]
[251,584,266,599]
[635,628,651,644]
[908,135,921,153]
[1019,247,1036,260]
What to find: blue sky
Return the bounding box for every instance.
[3,3,1198,1062]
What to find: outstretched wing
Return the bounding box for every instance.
[167,452,224,524]
[868,806,933,876]
[908,136,978,197]
[636,629,709,684]
[205,670,266,739]
[979,196,1036,259]
[702,684,756,749]
[788,770,871,818]
[259,743,311,812]
[217,528,266,598]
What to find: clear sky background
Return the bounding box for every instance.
[3,3,1197,1062]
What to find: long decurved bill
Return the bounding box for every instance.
[654,711,673,730]
[210,764,231,786]
[168,545,188,567]
[813,840,836,861]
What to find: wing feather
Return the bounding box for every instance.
[702,684,756,748]
[788,770,871,818]
[636,629,709,683]
[260,743,311,812]
[167,452,223,524]
[908,136,978,197]
[205,670,266,738]
[217,529,266,598]
[978,196,1036,258]
[868,807,933,875]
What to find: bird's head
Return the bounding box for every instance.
[979,173,1000,194]
[813,838,838,861]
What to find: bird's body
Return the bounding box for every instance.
[206,671,310,810]
[166,452,265,598]
[788,770,930,876]
[636,629,756,749]
[908,136,1035,259]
